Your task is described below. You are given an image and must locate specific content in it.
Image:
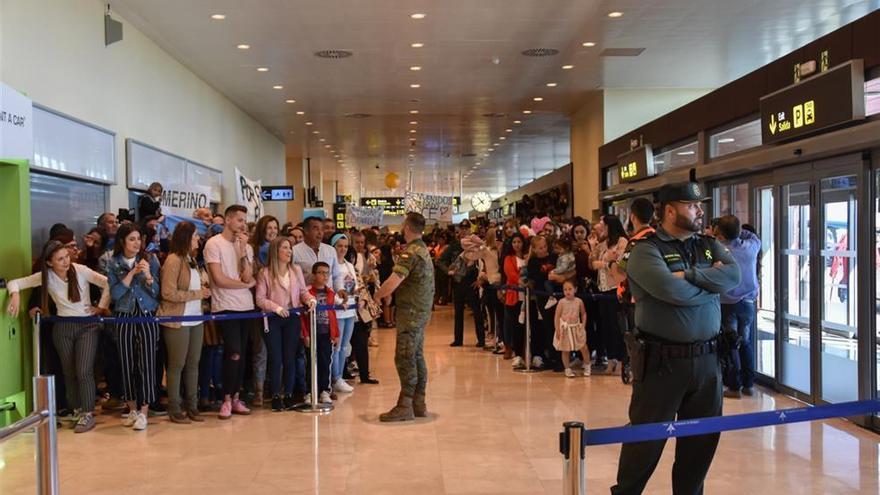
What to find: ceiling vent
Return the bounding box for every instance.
[599,48,645,57]
[521,48,559,57]
[314,49,353,59]
[481,112,508,118]
[345,113,372,118]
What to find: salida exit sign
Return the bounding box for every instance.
[760,59,865,145]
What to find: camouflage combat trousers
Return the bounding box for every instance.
[394,308,429,398]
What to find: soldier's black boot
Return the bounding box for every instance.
[412,393,427,417]
[379,394,415,422]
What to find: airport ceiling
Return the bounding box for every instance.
[112,0,879,201]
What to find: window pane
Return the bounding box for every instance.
[709,119,762,158]
[32,106,116,183]
[866,77,879,117]
[30,172,108,253]
[654,140,698,174]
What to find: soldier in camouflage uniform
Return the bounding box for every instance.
[375,212,435,422]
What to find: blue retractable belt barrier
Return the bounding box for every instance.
[41,303,357,325]
[488,284,617,301]
[582,399,880,447]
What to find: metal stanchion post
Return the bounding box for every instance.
[33,312,42,376]
[517,288,538,374]
[34,375,59,495]
[561,421,586,495]
[293,308,333,414]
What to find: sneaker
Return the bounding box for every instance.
[319,391,333,404]
[122,410,138,427]
[583,366,591,377]
[218,400,232,420]
[531,356,544,369]
[361,377,379,385]
[511,356,525,369]
[564,368,575,378]
[148,403,168,417]
[74,412,96,433]
[231,399,251,415]
[283,395,297,410]
[608,359,619,374]
[544,296,558,310]
[303,393,312,404]
[333,378,354,393]
[271,395,284,412]
[133,412,148,431]
[724,389,742,399]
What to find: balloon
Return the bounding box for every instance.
[384,172,400,189]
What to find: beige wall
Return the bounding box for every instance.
[0,0,286,218]
[285,152,305,224]
[603,88,713,143]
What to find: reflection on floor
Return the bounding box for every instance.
[1,306,878,494]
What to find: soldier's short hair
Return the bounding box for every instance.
[403,212,426,234]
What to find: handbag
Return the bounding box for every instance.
[357,286,381,323]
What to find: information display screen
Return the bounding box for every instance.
[616,145,655,184]
[760,60,865,144]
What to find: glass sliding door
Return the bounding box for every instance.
[780,181,812,395]
[756,186,776,377]
[819,175,859,403]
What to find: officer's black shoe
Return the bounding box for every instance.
[449,341,463,347]
[742,387,754,396]
[271,395,284,412]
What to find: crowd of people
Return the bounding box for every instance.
[7,180,761,437]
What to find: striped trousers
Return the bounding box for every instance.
[115,306,160,408]
[52,322,100,413]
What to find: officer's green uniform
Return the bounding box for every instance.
[612,183,741,495]
[380,237,434,421]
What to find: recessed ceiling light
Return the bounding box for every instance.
[296,111,305,115]
[484,153,490,157]
[500,137,506,140]
[533,97,543,101]
[513,120,522,124]
[409,129,417,133]
[257,67,269,72]
[410,110,419,114]
[562,65,574,70]
[522,110,532,114]
[211,14,226,20]
[410,84,421,88]
[273,85,284,90]
[546,82,558,87]
[411,42,424,48]
[409,154,415,158]
[285,99,295,104]
[488,148,495,152]
[493,143,499,146]
[410,66,422,71]
[505,128,513,132]
[409,121,418,125]
[319,138,325,142]
[582,42,596,47]
[237,44,250,50]
[325,145,331,148]
[607,11,623,18]
[410,13,426,19]
[312,131,320,135]
[472,166,478,170]
[305,121,313,125]
[475,161,481,165]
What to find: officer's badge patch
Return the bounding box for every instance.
[691,183,702,197]
[705,249,712,259]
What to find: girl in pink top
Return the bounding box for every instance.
[255,237,316,411]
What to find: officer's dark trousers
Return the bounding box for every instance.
[453,284,485,345]
[504,302,525,357]
[612,351,722,495]
[350,320,372,381]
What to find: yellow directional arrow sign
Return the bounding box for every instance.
[769,114,777,135]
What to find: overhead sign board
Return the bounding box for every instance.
[260,185,295,201]
[616,145,655,184]
[760,59,865,145]
[360,196,405,216]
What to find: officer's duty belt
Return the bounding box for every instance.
[641,336,718,359]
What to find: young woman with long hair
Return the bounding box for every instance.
[589,215,629,373]
[158,221,212,424]
[501,232,528,365]
[7,240,111,433]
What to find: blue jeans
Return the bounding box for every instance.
[721,300,756,390]
[263,315,302,397]
[332,317,356,381]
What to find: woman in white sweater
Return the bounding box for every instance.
[7,240,110,433]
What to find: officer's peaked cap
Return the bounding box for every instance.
[657,182,709,205]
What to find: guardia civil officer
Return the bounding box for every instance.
[612,182,740,495]
[374,212,435,422]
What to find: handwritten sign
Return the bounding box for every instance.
[160,183,212,218]
[234,167,263,221]
[347,205,385,226]
[404,191,454,222]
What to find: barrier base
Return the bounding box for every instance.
[292,402,334,414]
[515,367,541,374]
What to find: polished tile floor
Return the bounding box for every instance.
[1,306,879,494]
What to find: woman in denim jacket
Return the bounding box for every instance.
[107,223,161,432]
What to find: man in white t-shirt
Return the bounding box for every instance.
[204,204,256,420]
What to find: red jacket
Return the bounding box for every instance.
[301,286,340,340]
[503,255,522,307]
